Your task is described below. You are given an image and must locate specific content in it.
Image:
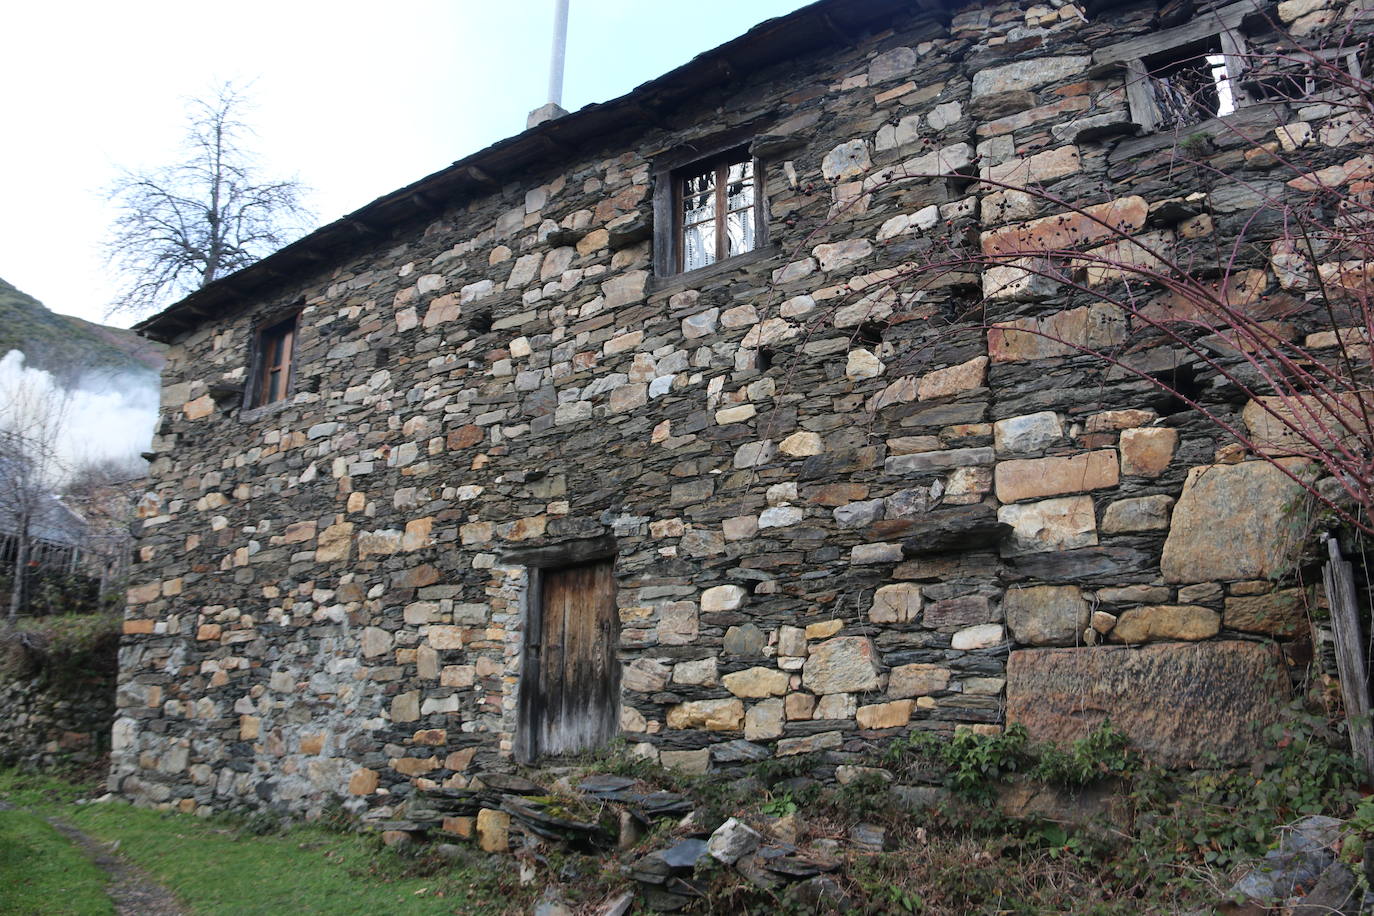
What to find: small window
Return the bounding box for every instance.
[250,314,298,408]
[653,140,767,278]
[1246,45,1367,105]
[1093,1,1267,134]
[1139,39,1237,130]
[676,151,758,272]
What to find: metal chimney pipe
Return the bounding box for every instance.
[548,0,570,107]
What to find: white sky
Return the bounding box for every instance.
[0,0,812,328]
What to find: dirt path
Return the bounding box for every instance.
[0,799,187,916]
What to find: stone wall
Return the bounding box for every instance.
[113,0,1364,816]
[0,672,116,770]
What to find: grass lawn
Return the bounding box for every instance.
[0,805,112,916]
[0,770,517,916]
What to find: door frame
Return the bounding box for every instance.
[504,535,618,763]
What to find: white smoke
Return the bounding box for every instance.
[0,349,158,483]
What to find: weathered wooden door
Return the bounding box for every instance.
[521,559,619,759]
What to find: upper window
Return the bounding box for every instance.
[1137,39,1238,131]
[249,313,297,408]
[1093,0,1266,134]
[652,138,767,278]
[676,151,758,272]
[1246,44,1369,105]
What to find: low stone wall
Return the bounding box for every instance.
[0,671,116,770]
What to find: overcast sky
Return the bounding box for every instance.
[1,0,812,328]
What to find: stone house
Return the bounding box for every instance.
[112,0,1365,815]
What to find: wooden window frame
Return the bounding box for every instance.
[652,133,768,279]
[672,149,758,273]
[1126,35,1251,132]
[246,312,299,410]
[1092,0,1270,133]
[1244,43,1367,106]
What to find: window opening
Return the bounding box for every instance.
[856,321,886,347]
[1246,45,1366,104]
[251,314,298,408]
[676,149,757,273]
[1092,1,1271,134]
[1142,39,1235,130]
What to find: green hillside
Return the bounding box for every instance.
[0,278,163,381]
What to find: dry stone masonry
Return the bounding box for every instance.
[1,672,116,770]
[113,0,1365,817]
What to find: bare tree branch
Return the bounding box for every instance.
[104,81,313,318]
[0,371,72,620]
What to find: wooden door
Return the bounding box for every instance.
[522,559,619,759]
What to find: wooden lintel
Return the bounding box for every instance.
[1093,0,1273,69]
[501,534,618,569]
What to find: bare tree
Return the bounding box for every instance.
[61,458,143,612]
[0,374,72,620]
[105,82,313,317]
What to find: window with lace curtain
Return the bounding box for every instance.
[675,149,758,272]
[652,138,767,279]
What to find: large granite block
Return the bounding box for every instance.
[1006,641,1288,766]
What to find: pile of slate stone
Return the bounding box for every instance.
[388,770,848,912]
[1223,815,1372,916]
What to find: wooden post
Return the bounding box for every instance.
[1323,536,1374,782]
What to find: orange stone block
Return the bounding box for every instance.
[1119,427,1179,477]
[412,729,447,746]
[447,424,484,450]
[444,747,477,772]
[856,700,915,729]
[348,767,379,795]
[981,196,1147,256]
[182,395,214,420]
[126,582,161,605]
[238,715,260,740]
[994,450,1119,503]
[442,816,475,838]
[381,830,412,847]
[390,756,439,776]
[807,483,870,506]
